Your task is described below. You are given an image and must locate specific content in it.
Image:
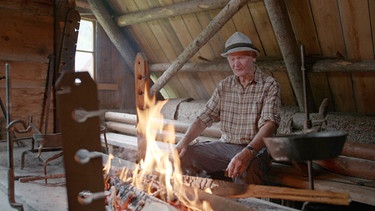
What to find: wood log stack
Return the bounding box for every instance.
[314,141,375,181]
[104,111,221,144]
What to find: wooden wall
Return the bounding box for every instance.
[95,23,136,113]
[0,1,53,134]
[0,0,137,136]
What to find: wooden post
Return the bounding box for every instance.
[134,53,150,161]
[150,0,252,94]
[134,53,150,111]
[264,0,315,112]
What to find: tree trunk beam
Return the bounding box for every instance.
[264,0,307,112]
[116,0,231,27]
[86,0,137,70]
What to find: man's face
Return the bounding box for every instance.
[227,51,256,77]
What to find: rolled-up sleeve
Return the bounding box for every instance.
[258,77,281,129]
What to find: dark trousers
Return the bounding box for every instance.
[180,141,271,184]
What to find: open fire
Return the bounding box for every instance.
[103,92,213,210]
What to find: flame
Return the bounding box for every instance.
[130,91,213,210]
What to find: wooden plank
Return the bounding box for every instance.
[338,0,373,60]
[189,72,211,99]
[127,0,168,63]
[163,0,202,62]
[351,72,375,114]
[210,72,228,88]
[308,72,332,111]
[0,61,52,132]
[180,12,215,59]
[96,83,118,91]
[0,61,48,88]
[327,72,356,112]
[96,23,117,107]
[309,0,345,57]
[0,0,53,16]
[284,0,321,55]
[248,1,280,57]
[0,7,53,62]
[174,72,202,99]
[272,71,296,106]
[196,72,217,97]
[144,0,182,62]
[232,3,265,57]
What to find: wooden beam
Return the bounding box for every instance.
[86,0,136,70]
[312,59,375,72]
[264,0,310,112]
[116,0,231,26]
[150,59,375,73]
[149,59,286,73]
[150,0,253,95]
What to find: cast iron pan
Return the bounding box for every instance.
[264,131,348,161]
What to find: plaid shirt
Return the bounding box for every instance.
[198,66,281,145]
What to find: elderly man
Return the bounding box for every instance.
[176,32,281,184]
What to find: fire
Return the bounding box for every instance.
[130,92,213,210]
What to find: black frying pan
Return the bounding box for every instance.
[264,131,348,161]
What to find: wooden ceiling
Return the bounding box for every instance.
[77,0,375,114]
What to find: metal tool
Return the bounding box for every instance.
[5,63,24,210]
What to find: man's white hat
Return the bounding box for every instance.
[221,32,260,57]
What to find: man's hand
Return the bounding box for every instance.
[225,148,253,178]
[175,142,187,157]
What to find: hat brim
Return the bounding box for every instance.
[221,47,260,58]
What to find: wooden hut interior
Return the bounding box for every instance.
[0,0,374,210]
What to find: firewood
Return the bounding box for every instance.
[314,156,375,181]
[341,141,375,161]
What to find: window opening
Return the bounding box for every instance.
[75,19,94,79]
